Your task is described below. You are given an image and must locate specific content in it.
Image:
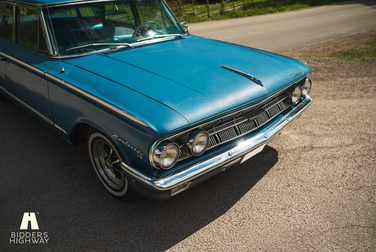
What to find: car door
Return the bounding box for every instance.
[0,2,14,89]
[1,4,55,124]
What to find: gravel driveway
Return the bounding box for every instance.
[167,30,376,251]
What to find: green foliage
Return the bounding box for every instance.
[174,0,353,23]
[337,39,376,62]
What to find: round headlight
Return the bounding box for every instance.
[290,85,302,105]
[186,129,209,156]
[153,141,179,169]
[301,78,312,96]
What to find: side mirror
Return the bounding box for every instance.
[180,21,190,35]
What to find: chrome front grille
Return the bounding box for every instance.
[238,120,256,134]
[208,135,217,148]
[217,127,238,142]
[174,93,292,161]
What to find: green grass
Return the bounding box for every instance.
[172,0,353,23]
[337,39,376,62]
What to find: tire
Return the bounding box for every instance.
[88,129,139,201]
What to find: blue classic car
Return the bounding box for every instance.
[0,0,312,201]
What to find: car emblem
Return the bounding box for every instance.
[291,71,303,78]
[112,133,144,159]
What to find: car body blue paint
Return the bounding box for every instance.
[0,0,313,200]
[66,35,310,125]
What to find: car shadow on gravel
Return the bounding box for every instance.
[0,100,277,252]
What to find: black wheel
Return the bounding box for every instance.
[88,129,139,201]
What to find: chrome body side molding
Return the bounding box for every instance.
[0,51,150,128]
[44,73,150,128]
[0,52,46,76]
[0,86,67,134]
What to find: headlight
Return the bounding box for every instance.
[153,141,179,169]
[301,78,312,96]
[186,129,209,156]
[290,85,302,105]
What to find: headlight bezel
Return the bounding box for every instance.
[290,84,302,105]
[301,77,312,97]
[186,129,210,156]
[152,141,180,170]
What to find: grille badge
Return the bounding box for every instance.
[291,71,303,78]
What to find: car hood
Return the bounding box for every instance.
[65,36,310,125]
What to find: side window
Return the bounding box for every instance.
[0,3,14,41]
[79,7,95,17]
[50,8,78,17]
[16,6,48,53]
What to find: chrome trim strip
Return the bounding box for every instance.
[54,124,67,134]
[174,98,291,163]
[39,8,54,56]
[291,71,303,78]
[207,99,291,148]
[0,54,149,128]
[0,86,67,134]
[12,4,16,42]
[45,73,150,128]
[123,95,312,191]
[0,52,46,76]
[221,65,263,87]
[207,97,289,137]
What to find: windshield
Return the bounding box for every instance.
[42,0,185,55]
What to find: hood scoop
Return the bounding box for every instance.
[221,65,263,87]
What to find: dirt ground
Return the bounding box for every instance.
[275,30,376,249]
[167,30,376,251]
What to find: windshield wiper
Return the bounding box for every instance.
[136,34,183,42]
[66,43,133,52]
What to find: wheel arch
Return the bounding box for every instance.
[69,121,133,164]
[70,122,92,147]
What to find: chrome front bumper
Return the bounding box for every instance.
[121,95,312,201]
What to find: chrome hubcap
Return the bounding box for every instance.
[92,138,124,191]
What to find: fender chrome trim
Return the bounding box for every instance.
[121,95,312,193]
[45,73,150,128]
[0,51,150,128]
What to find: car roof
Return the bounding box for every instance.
[7,0,110,6]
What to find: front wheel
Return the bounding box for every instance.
[88,130,139,201]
